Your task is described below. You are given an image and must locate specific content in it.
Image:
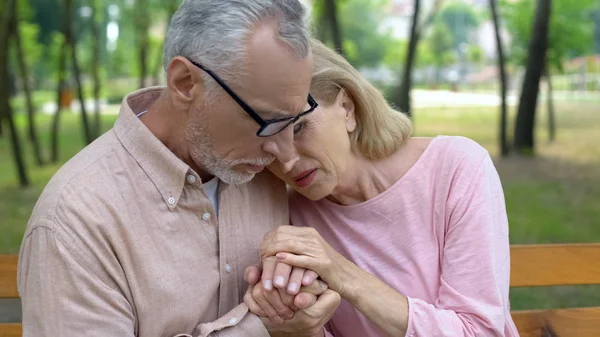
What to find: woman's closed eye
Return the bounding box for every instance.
[293,121,306,135]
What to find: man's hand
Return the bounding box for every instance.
[263,289,341,337]
[244,263,328,325]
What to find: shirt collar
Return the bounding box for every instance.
[113,87,190,210]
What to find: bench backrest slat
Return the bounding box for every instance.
[510,244,600,287]
[0,255,18,299]
[512,307,600,337]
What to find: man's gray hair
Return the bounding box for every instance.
[163,0,311,86]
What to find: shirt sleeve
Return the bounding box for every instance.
[18,220,270,337]
[19,222,137,337]
[405,154,515,337]
[188,304,270,337]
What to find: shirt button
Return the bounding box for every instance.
[202,212,211,221]
[186,175,196,184]
[167,197,176,205]
[228,317,238,325]
[225,264,231,273]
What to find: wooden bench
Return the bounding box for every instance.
[1,244,600,336]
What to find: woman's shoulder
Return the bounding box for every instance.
[428,135,490,169]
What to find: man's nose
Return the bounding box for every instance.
[263,127,299,173]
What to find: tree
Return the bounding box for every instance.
[324,0,344,56]
[64,0,93,145]
[1,0,30,187]
[151,0,180,86]
[396,0,420,117]
[11,0,45,166]
[428,21,456,82]
[393,0,444,116]
[89,0,102,138]
[514,0,551,154]
[314,0,392,68]
[440,1,480,50]
[504,0,596,144]
[489,0,509,157]
[136,0,150,88]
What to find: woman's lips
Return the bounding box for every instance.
[293,169,317,188]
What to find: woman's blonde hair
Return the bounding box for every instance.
[310,39,412,159]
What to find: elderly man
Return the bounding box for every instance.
[17,0,339,336]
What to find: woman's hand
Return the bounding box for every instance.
[259,226,358,297]
[260,254,319,294]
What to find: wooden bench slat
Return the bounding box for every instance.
[510,244,600,287]
[0,255,18,298]
[0,323,22,337]
[512,307,600,337]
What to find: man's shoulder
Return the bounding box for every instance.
[29,130,130,226]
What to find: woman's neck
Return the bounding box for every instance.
[326,138,430,206]
[327,151,401,206]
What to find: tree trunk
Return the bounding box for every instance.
[514,0,551,154]
[137,0,149,88]
[489,0,509,157]
[396,0,421,118]
[11,1,45,166]
[65,0,93,145]
[545,65,555,142]
[90,0,102,138]
[51,46,67,163]
[1,0,30,187]
[152,0,179,86]
[417,0,444,36]
[324,0,344,56]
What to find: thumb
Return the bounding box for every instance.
[244,265,261,285]
[304,289,341,316]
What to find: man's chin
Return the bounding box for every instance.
[218,170,256,186]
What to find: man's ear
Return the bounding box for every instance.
[166,56,205,106]
[337,89,356,133]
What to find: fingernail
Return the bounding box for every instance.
[259,310,266,316]
[276,253,286,259]
[287,282,298,293]
[263,280,272,291]
[302,275,312,285]
[320,280,327,289]
[275,316,285,324]
[274,276,285,287]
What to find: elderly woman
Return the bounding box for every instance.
[244,39,519,337]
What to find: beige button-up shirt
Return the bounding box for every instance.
[18,88,288,337]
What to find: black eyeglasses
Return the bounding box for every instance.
[189,59,318,137]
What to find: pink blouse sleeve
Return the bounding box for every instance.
[405,155,515,337]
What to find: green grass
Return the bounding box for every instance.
[1,99,600,311]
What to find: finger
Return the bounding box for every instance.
[261,236,306,259]
[287,267,306,295]
[304,289,341,316]
[273,262,292,289]
[299,278,328,296]
[244,286,267,317]
[301,270,319,286]
[253,284,285,324]
[278,287,297,312]
[274,252,318,276]
[294,292,317,309]
[244,265,261,286]
[261,256,278,291]
[264,285,295,320]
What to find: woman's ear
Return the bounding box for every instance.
[337,89,356,133]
